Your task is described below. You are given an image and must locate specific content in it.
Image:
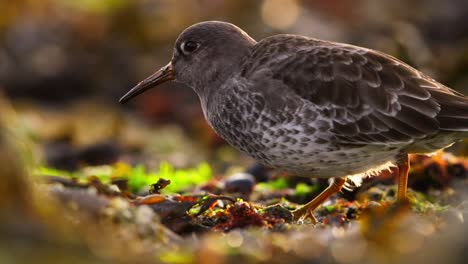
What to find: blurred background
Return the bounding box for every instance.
[1,1,468,263]
[1,0,467,172]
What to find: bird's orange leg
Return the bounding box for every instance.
[397,154,410,201]
[292,177,347,222]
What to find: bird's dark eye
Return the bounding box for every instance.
[181,41,199,54]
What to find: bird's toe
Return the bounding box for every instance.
[292,206,317,224]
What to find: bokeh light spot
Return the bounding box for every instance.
[226,230,244,248]
[261,0,299,30]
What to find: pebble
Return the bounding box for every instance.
[224,173,256,197]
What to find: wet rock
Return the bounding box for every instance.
[224,173,256,198]
[245,163,270,182]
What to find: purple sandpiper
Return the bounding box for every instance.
[120,21,468,221]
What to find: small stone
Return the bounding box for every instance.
[224,173,256,197]
[245,163,270,182]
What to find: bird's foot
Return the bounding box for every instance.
[292,206,317,224]
[395,195,411,207]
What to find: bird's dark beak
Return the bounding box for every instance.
[119,62,174,104]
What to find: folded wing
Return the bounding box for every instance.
[242,35,468,145]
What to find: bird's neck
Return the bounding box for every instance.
[193,50,251,98]
[192,38,256,102]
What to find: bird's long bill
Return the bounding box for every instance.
[119,62,174,104]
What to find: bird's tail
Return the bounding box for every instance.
[431,89,468,132]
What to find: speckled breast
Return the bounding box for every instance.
[206,85,326,172]
[204,84,401,177]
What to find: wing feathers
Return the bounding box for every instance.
[242,35,468,144]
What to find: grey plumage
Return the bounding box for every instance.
[240,35,467,144]
[120,21,468,179]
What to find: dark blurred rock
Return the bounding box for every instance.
[224,173,256,198]
[76,142,120,166]
[45,141,120,170]
[245,163,271,182]
[245,163,270,182]
[45,142,79,171]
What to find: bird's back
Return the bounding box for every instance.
[240,34,468,146]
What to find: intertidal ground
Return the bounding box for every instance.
[1,98,468,264]
[1,1,468,263]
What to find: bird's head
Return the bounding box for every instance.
[119,21,256,104]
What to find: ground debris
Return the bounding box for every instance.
[23,150,468,262]
[149,178,171,194]
[212,201,291,231]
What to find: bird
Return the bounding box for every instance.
[119,21,468,222]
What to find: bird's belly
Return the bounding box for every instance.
[257,143,399,178]
[213,120,399,178]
